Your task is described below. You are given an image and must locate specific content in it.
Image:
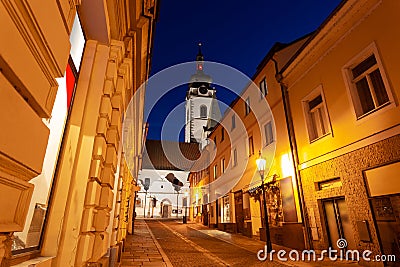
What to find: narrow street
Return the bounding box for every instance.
[2,0,399,265]
[124,220,364,267]
[146,220,286,267]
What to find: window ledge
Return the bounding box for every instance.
[309,132,331,144]
[12,256,54,267]
[356,101,392,121]
[263,141,275,148]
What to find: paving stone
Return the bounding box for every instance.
[121,220,168,266]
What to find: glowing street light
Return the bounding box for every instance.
[183,191,189,224]
[256,151,272,252]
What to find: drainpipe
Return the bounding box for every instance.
[271,57,313,250]
[216,199,219,227]
[129,0,157,234]
[141,0,159,78]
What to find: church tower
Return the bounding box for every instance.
[185,44,221,143]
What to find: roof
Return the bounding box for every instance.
[279,0,346,74]
[252,32,314,80]
[205,35,311,139]
[142,139,201,171]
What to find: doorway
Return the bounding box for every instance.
[234,191,244,234]
[323,198,356,252]
[202,204,208,226]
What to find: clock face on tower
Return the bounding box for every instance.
[199,86,208,95]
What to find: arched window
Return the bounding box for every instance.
[200,105,207,118]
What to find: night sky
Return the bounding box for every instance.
[146,0,342,142]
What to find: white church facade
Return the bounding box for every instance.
[136,140,200,218]
[136,46,219,219]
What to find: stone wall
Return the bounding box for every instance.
[300,134,400,266]
[76,40,132,266]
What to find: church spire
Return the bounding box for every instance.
[185,43,219,144]
[196,42,204,62]
[196,43,204,71]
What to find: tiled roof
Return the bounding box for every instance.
[142,139,201,171]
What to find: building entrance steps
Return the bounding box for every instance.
[122,219,173,267]
[187,222,363,267]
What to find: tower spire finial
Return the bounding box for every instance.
[196,42,204,62]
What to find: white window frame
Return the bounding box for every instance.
[264,121,274,146]
[231,114,236,130]
[245,97,251,115]
[302,85,331,143]
[259,78,268,99]
[213,164,218,179]
[342,42,395,121]
[232,148,238,167]
[248,135,254,156]
[221,158,225,174]
[200,105,207,118]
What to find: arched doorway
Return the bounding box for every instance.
[160,198,172,218]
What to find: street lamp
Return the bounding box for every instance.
[142,178,150,218]
[183,191,189,224]
[256,151,272,252]
[174,185,181,218]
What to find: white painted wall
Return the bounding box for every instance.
[136,169,190,218]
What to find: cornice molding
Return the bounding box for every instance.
[2,0,65,79]
[1,0,70,117]
[0,152,39,182]
[0,175,34,232]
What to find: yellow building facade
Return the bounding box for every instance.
[189,37,311,250]
[280,0,400,265]
[190,2,400,262]
[0,0,157,266]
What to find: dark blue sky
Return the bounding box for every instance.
[146,0,342,141]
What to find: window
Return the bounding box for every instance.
[11,14,85,254]
[245,97,251,115]
[259,78,268,98]
[221,128,224,141]
[243,193,251,220]
[221,195,230,223]
[318,177,342,190]
[248,136,254,156]
[233,148,238,167]
[213,164,218,179]
[231,114,236,130]
[213,136,217,149]
[350,55,389,117]
[221,158,225,173]
[264,121,274,146]
[200,105,207,118]
[343,43,393,119]
[302,87,330,142]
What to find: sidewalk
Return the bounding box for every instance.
[187,221,362,267]
[121,220,172,267]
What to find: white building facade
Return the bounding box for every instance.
[137,139,200,218]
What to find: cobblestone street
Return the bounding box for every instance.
[146,220,286,267]
[123,220,363,267]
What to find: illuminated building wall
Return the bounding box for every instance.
[0,0,158,266]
